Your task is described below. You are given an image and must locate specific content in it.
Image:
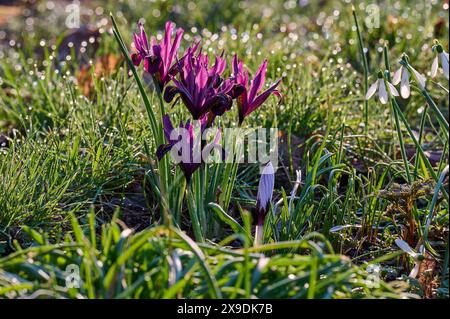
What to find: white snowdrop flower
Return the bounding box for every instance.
[431,42,449,80]
[408,66,426,90]
[366,71,399,104]
[395,238,425,279]
[394,56,427,98]
[393,66,411,98]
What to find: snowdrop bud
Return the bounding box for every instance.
[431,40,449,80]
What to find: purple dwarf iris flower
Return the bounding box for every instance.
[156,114,224,181]
[131,21,185,90]
[164,49,235,121]
[254,162,275,246]
[232,55,281,125]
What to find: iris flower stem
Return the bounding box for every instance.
[187,186,204,242]
[110,14,171,227]
[171,170,186,224]
[110,15,159,145]
[352,6,370,133]
[254,223,264,247]
[153,80,167,141]
[198,167,207,237]
[153,77,170,197]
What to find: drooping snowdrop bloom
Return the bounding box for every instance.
[366,71,399,104]
[254,162,275,246]
[392,66,411,99]
[431,41,449,80]
[395,238,425,279]
[393,55,426,98]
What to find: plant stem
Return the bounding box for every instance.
[391,100,449,201]
[152,77,170,197]
[110,14,171,226]
[187,186,204,242]
[413,105,428,180]
[390,103,412,184]
[383,44,412,184]
[254,223,264,247]
[352,5,370,133]
[199,166,207,236]
[421,89,449,133]
[153,80,167,141]
[402,59,448,133]
[110,15,159,145]
[424,165,449,243]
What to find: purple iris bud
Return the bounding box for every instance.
[254,162,275,246]
[232,55,282,125]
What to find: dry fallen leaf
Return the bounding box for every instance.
[417,253,438,299]
[0,5,22,28]
[77,54,123,97]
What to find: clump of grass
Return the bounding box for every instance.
[0,211,413,299]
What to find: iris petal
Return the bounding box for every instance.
[248,79,282,115]
[248,60,268,103]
